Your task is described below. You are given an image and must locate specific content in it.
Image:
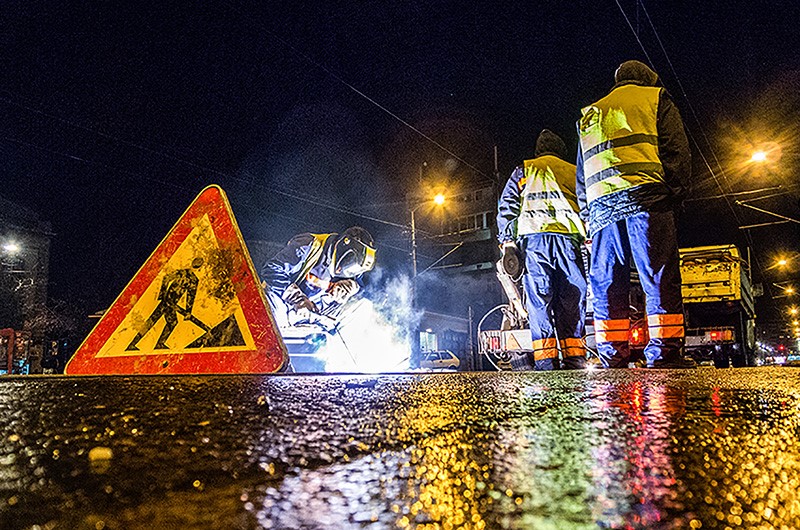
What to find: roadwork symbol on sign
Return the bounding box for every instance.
[65,185,287,375]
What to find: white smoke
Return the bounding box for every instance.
[321,269,421,373]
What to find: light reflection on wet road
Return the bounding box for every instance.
[1,367,800,529]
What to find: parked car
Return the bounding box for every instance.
[420,350,460,370]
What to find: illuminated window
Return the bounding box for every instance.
[419,330,438,351]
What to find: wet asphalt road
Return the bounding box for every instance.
[1,367,800,529]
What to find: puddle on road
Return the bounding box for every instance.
[243,370,800,529]
[2,370,800,528]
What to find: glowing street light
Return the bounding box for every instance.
[433,193,446,206]
[786,286,796,296]
[790,307,799,316]
[750,150,768,163]
[2,241,20,255]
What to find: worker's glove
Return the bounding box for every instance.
[282,284,318,318]
[327,279,360,304]
[500,241,522,279]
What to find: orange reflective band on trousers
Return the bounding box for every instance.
[594,319,630,343]
[560,337,586,357]
[532,337,558,360]
[647,313,685,339]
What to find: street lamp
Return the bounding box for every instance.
[750,150,768,163]
[410,194,447,278]
[3,241,20,255]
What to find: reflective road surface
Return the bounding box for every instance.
[2,367,800,529]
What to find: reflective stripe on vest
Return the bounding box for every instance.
[298,234,333,288]
[647,313,685,339]
[517,155,586,238]
[578,85,665,204]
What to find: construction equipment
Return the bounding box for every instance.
[280,297,365,372]
[478,257,531,370]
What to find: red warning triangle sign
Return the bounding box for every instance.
[65,185,287,375]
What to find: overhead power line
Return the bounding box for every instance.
[684,186,787,202]
[2,93,407,229]
[223,1,496,188]
[615,0,773,296]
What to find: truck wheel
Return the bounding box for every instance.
[712,346,730,369]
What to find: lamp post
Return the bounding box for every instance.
[407,193,446,371]
[409,193,446,278]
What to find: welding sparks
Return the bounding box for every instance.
[321,299,412,373]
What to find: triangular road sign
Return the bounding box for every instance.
[65,185,287,375]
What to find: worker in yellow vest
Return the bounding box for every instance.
[576,60,691,368]
[262,227,376,329]
[498,130,588,371]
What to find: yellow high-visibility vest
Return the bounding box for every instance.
[298,233,333,288]
[517,155,586,238]
[578,84,665,204]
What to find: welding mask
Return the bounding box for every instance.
[332,227,376,278]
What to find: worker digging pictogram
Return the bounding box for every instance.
[65,185,286,375]
[127,257,213,351]
[113,219,251,356]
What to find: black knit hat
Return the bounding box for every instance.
[535,129,567,159]
[614,60,659,86]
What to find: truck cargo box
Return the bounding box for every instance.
[680,245,755,318]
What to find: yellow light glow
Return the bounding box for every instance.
[750,150,768,163]
[778,258,789,267]
[787,286,796,295]
[790,307,799,316]
[433,193,446,206]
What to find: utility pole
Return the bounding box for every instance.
[468,306,474,371]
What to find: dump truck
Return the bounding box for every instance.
[479,244,756,368]
[680,245,756,367]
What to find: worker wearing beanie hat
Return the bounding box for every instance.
[576,60,692,369]
[498,129,588,371]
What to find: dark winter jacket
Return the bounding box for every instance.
[576,62,691,236]
[261,233,338,303]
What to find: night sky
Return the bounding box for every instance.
[4,1,799,323]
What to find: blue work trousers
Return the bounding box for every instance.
[590,210,684,367]
[517,233,587,371]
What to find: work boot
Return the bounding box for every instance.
[510,352,535,371]
[561,356,586,370]
[534,358,560,371]
[648,356,697,369]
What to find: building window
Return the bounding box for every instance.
[419,330,438,352]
